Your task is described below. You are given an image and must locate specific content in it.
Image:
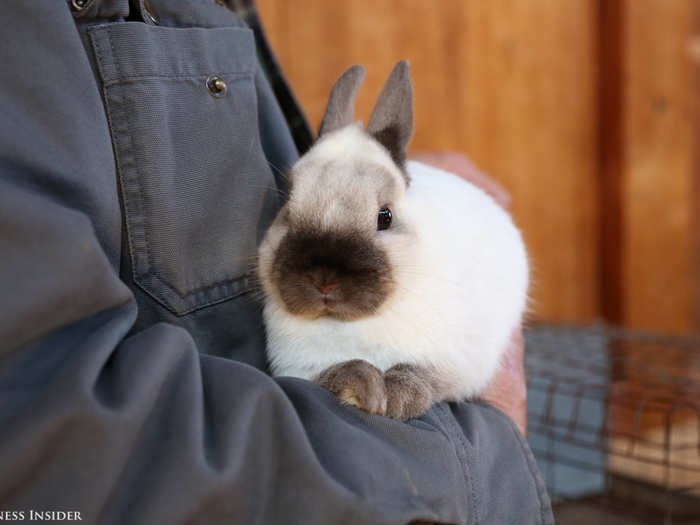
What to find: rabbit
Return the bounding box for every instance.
[257,61,529,420]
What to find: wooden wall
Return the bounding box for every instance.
[257,0,700,335]
[619,1,699,334]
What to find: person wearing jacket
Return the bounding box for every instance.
[0,1,553,523]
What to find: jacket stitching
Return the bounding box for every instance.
[435,403,473,525]
[104,31,165,307]
[477,402,553,525]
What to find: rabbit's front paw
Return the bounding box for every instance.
[384,364,434,421]
[317,360,387,415]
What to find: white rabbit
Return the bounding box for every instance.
[257,62,528,420]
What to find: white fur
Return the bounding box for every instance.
[259,129,528,399]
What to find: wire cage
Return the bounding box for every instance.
[524,324,700,524]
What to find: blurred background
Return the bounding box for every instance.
[256,1,700,523]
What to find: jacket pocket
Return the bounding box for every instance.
[89,22,278,315]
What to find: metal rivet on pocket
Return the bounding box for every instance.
[71,0,90,11]
[143,0,159,25]
[206,75,227,98]
[215,0,226,6]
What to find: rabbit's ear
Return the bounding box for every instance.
[318,65,366,137]
[367,60,413,169]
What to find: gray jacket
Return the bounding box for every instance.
[0,1,553,523]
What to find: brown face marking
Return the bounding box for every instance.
[271,228,394,320]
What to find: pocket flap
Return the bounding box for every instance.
[89,23,279,315]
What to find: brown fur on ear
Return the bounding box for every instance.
[317,360,387,415]
[318,65,366,137]
[367,61,414,172]
[367,127,411,185]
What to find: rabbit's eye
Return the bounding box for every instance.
[377,208,392,230]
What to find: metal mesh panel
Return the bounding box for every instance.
[525,324,700,524]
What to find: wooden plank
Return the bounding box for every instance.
[621,0,698,334]
[457,1,600,323]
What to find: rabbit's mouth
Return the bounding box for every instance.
[317,294,362,321]
[286,285,383,322]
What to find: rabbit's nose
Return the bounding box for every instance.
[317,282,339,295]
